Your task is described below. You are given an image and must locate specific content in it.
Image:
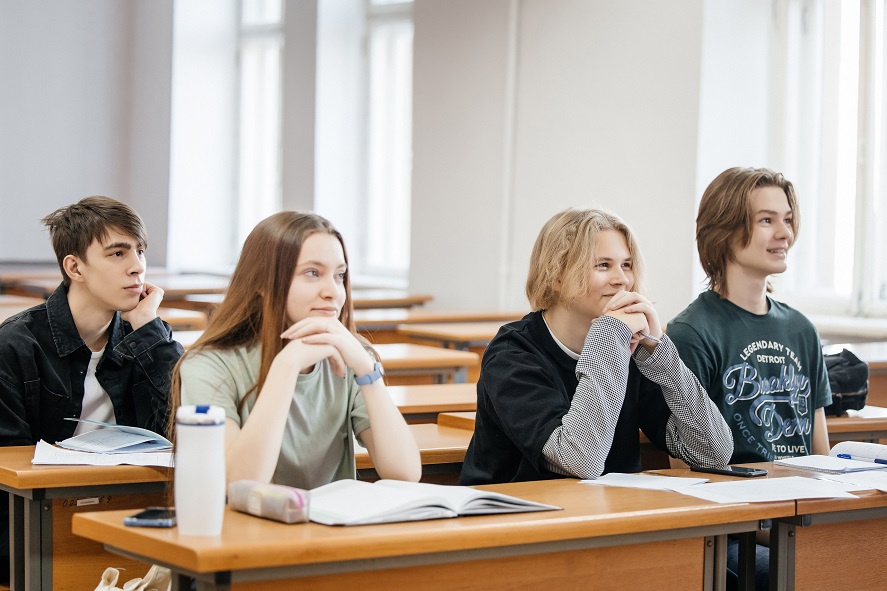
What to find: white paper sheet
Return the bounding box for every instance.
[775,454,887,474]
[675,476,857,503]
[581,473,710,491]
[32,440,174,467]
[820,470,887,493]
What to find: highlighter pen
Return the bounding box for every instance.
[836,453,887,465]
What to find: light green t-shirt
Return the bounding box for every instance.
[179,344,371,489]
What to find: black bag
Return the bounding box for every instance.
[823,348,869,416]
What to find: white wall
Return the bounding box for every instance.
[1,0,777,321]
[409,0,784,321]
[315,0,367,244]
[693,0,772,292]
[0,0,173,265]
[410,0,708,322]
[166,0,238,272]
[410,0,514,310]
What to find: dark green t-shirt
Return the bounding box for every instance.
[668,291,831,463]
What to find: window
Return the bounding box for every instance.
[774,0,887,317]
[237,0,284,247]
[315,0,413,286]
[170,0,412,283]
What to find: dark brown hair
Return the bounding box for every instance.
[41,196,148,286]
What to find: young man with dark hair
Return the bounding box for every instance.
[668,167,832,590]
[0,196,183,583]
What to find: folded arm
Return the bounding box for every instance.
[541,316,632,479]
[634,335,733,467]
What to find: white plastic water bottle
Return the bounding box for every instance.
[175,405,226,535]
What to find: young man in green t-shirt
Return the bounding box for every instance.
[668,166,831,461]
[668,166,832,590]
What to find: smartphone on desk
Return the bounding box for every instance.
[690,465,768,478]
[123,507,176,528]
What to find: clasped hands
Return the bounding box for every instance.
[278,318,374,378]
[601,290,663,353]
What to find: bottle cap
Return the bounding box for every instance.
[176,405,226,425]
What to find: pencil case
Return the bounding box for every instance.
[228,480,309,524]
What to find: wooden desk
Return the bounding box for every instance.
[355,423,472,484]
[159,290,439,316]
[0,265,168,289]
[73,477,793,591]
[650,462,887,591]
[173,330,203,349]
[0,265,62,297]
[826,405,887,443]
[387,384,476,423]
[774,484,887,590]
[4,274,229,300]
[356,309,520,344]
[396,322,499,382]
[351,289,433,310]
[396,322,502,350]
[157,308,207,331]
[0,296,44,307]
[155,293,224,313]
[0,300,205,332]
[0,298,44,324]
[0,446,170,591]
[375,343,480,384]
[436,411,477,431]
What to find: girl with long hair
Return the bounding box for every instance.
[171,212,420,488]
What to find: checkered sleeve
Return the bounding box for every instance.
[633,335,733,467]
[541,315,633,479]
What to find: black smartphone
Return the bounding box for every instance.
[123,507,177,528]
[690,465,768,478]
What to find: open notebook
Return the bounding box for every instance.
[309,479,561,526]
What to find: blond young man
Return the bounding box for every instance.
[460,208,732,485]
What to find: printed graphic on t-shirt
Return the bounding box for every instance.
[723,339,812,460]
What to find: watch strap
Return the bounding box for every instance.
[355,361,384,386]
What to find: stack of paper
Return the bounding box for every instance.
[32,440,173,467]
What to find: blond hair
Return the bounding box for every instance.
[526,208,646,311]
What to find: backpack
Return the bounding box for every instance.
[823,348,869,416]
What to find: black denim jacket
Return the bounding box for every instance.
[0,283,184,445]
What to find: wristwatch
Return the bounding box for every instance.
[355,361,384,386]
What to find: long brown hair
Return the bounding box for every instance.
[169,212,360,429]
[697,167,799,295]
